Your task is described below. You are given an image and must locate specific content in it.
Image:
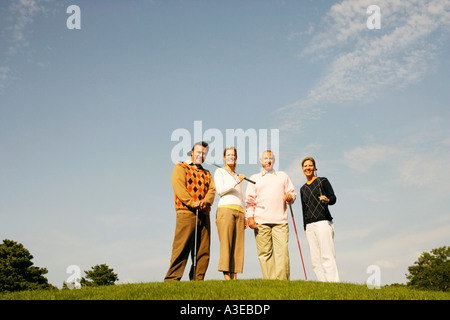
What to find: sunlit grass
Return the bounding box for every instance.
[1,279,449,300]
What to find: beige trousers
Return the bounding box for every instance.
[254,223,290,280]
[216,207,245,273]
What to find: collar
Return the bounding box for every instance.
[189,162,204,170]
[261,168,276,176]
[306,176,317,185]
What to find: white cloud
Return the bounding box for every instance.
[340,143,450,203]
[7,0,43,51]
[342,145,398,173]
[1,0,55,91]
[278,0,450,130]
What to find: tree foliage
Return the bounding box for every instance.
[80,264,118,287]
[0,239,54,292]
[406,246,449,292]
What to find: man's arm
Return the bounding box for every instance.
[202,171,215,207]
[245,177,258,229]
[283,173,297,204]
[171,163,195,208]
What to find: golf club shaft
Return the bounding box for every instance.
[206,162,256,184]
[315,171,323,196]
[193,208,198,280]
[289,204,308,280]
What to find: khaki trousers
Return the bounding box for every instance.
[216,207,245,273]
[254,223,290,280]
[164,209,210,281]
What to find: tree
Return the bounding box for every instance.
[80,264,118,287]
[406,246,449,292]
[0,239,55,292]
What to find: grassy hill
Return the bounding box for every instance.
[1,279,449,300]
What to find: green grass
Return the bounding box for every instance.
[1,279,449,300]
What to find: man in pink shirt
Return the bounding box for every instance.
[245,150,296,280]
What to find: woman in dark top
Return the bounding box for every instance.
[300,157,339,282]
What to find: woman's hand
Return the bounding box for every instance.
[318,195,329,204]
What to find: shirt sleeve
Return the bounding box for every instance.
[284,174,297,203]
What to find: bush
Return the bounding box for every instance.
[0,239,55,292]
[406,246,449,292]
[80,264,118,287]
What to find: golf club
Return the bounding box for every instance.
[315,170,327,204]
[289,203,308,280]
[205,162,256,184]
[192,207,198,281]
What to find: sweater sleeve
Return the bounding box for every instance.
[203,171,215,206]
[214,168,236,197]
[300,187,307,230]
[321,178,336,205]
[171,163,195,208]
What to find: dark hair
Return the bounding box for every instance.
[188,141,209,155]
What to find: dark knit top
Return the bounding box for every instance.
[299,177,336,230]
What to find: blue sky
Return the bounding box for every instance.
[1,0,449,288]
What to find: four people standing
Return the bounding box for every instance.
[165,146,339,282]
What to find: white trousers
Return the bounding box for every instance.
[305,220,339,282]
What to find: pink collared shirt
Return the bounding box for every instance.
[245,169,296,224]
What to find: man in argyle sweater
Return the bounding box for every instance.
[164,142,215,281]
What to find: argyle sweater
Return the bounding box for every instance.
[299,177,336,230]
[171,162,215,213]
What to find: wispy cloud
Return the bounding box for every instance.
[342,145,398,173]
[341,134,450,197]
[278,0,450,130]
[7,0,44,52]
[0,0,53,92]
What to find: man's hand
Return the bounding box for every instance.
[284,193,294,205]
[193,201,207,210]
[248,217,258,229]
